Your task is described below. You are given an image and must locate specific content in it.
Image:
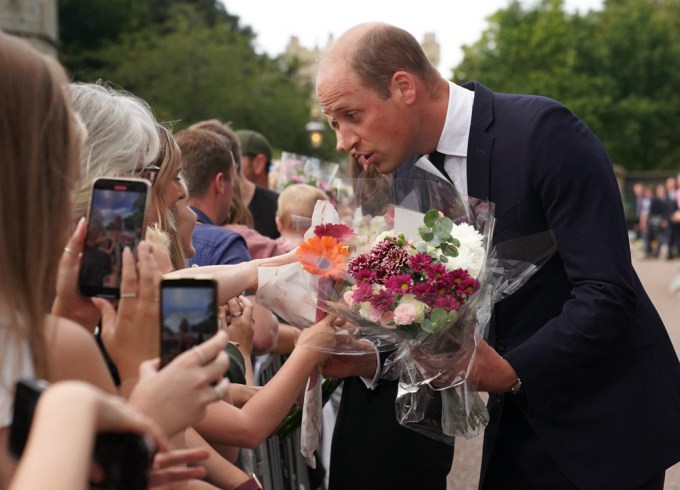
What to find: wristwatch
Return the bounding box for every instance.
[233,474,263,490]
[510,377,523,395]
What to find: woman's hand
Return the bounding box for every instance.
[9,381,170,490]
[224,295,254,356]
[52,217,101,332]
[294,315,338,363]
[94,241,161,385]
[148,447,209,488]
[127,330,230,438]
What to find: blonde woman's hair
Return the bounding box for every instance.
[70,81,160,220]
[276,184,329,232]
[0,31,82,380]
[149,125,188,270]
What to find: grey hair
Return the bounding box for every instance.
[70,82,160,220]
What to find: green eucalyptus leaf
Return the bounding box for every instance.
[431,308,449,323]
[420,230,435,242]
[420,318,437,334]
[434,217,453,236]
[440,242,458,256]
[424,209,439,227]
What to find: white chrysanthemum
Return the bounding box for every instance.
[445,223,486,278]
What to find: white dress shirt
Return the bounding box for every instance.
[361,82,475,389]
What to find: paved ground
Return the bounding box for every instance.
[447,253,680,489]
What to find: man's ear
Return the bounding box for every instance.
[275,215,283,233]
[392,71,416,104]
[213,171,226,194]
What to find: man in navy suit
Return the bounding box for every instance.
[316,22,680,490]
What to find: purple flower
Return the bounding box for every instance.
[314,223,355,242]
[383,247,409,277]
[370,288,395,312]
[384,274,413,293]
[408,253,433,272]
[353,268,377,284]
[351,282,374,303]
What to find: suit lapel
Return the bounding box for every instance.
[463,82,494,201]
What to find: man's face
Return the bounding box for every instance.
[241,154,257,182]
[316,63,414,175]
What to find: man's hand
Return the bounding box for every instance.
[320,338,378,379]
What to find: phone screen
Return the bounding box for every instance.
[78,177,150,299]
[160,277,218,367]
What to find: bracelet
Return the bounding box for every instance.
[232,474,263,490]
[510,377,523,395]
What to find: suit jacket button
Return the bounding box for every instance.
[496,339,507,352]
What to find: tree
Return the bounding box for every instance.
[59,2,317,159]
[452,0,680,170]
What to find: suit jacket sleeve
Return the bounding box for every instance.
[498,102,644,400]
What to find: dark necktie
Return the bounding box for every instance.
[428,150,453,184]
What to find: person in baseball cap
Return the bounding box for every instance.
[236,129,272,189]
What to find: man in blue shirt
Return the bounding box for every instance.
[174,127,251,266]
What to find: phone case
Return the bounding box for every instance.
[78,177,151,299]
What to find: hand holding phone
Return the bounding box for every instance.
[9,379,157,490]
[78,177,151,299]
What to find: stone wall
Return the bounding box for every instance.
[0,0,58,57]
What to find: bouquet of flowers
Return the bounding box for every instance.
[276,151,340,206]
[342,209,484,337]
[257,155,556,449]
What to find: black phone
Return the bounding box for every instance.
[160,276,219,367]
[78,177,151,299]
[90,432,156,490]
[8,378,49,459]
[8,379,156,490]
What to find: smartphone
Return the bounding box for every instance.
[9,379,155,490]
[91,432,156,490]
[8,378,49,459]
[160,277,219,367]
[78,177,151,299]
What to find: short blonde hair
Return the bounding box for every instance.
[276,184,329,232]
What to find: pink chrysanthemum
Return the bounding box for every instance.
[384,274,413,293]
[313,223,355,243]
[370,288,395,312]
[408,253,433,272]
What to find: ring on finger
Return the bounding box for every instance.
[192,346,207,365]
[120,292,137,299]
[63,247,79,257]
[231,311,242,318]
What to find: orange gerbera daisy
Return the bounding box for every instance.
[296,235,349,279]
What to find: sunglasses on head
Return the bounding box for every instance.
[133,164,161,184]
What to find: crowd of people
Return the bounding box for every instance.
[2,20,680,490]
[632,176,680,260]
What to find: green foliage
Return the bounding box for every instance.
[452,0,680,171]
[420,308,458,334]
[416,209,461,261]
[58,1,317,158]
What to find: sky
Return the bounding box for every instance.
[221,0,604,75]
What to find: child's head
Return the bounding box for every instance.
[276,184,329,235]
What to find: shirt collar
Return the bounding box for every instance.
[435,81,474,158]
[191,206,214,225]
